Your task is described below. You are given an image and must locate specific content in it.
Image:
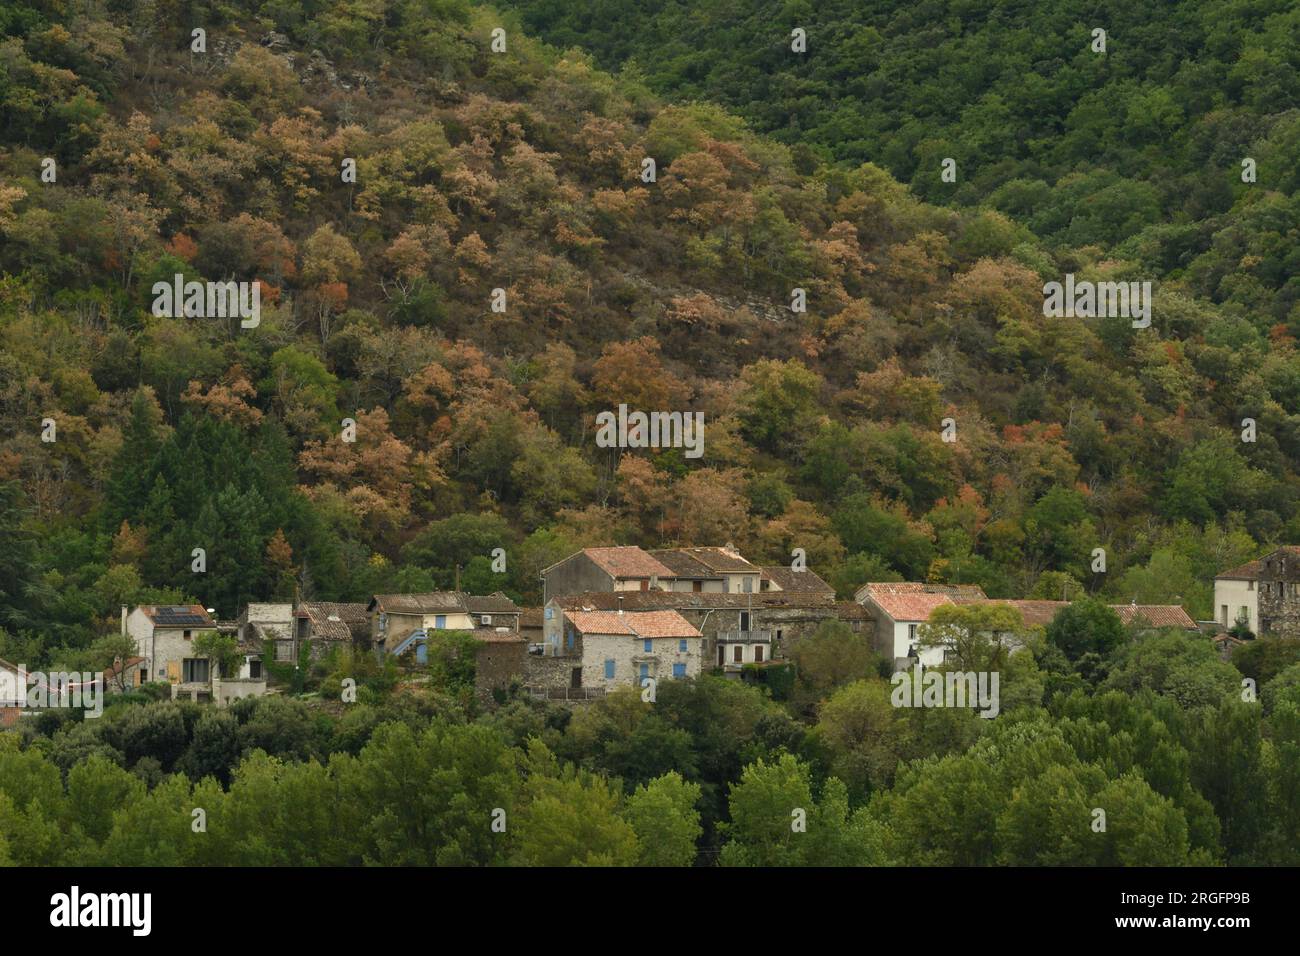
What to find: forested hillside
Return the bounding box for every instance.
[0,0,1294,669]
[3,0,1300,874]
[500,0,1300,321]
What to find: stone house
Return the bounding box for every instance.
[543,606,703,693]
[542,588,866,674]
[1251,546,1300,637]
[649,549,726,592]
[125,604,219,699]
[238,603,296,666]
[368,591,522,677]
[368,592,476,653]
[297,601,370,657]
[653,546,760,594]
[541,547,676,601]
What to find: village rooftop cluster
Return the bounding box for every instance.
[5,541,1284,720]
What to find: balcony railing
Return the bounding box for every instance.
[716,629,774,643]
[525,685,607,701]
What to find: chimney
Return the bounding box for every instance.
[618,595,624,616]
[120,605,128,637]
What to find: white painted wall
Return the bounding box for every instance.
[1214,578,1257,631]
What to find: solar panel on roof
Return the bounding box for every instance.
[153,607,207,626]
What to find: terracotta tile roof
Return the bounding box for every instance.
[1113,604,1197,629]
[566,610,638,635]
[1216,558,1263,580]
[566,609,701,639]
[762,566,834,593]
[856,582,988,604]
[583,546,675,579]
[624,610,702,639]
[868,590,955,622]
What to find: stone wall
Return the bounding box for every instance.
[1257,549,1300,637]
[475,642,526,702]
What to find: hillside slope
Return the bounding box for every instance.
[0,1,1292,658]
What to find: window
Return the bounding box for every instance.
[640,579,649,591]
[908,624,918,641]
[679,639,688,652]
[140,668,148,682]
[733,646,743,663]
[249,660,262,680]
[545,607,553,620]
[1248,581,1255,591]
[604,659,615,679]
[182,658,210,684]
[1239,607,1249,623]
[1222,605,1229,624]
[275,641,293,662]
[672,663,686,678]
[754,645,764,663]
[692,580,702,592]
[566,628,575,650]
[378,613,388,633]
[183,630,192,639]
[434,615,446,629]
[643,638,653,653]
[743,577,753,593]
[639,663,649,680]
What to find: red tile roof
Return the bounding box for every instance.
[566,609,701,639]
[1113,604,1197,629]
[869,591,955,622]
[1216,559,1263,580]
[583,547,675,580]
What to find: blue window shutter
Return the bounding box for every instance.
[567,628,574,650]
[604,659,615,679]
[643,638,652,653]
[673,663,685,678]
[640,663,649,679]
[679,639,687,652]
[435,615,446,629]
